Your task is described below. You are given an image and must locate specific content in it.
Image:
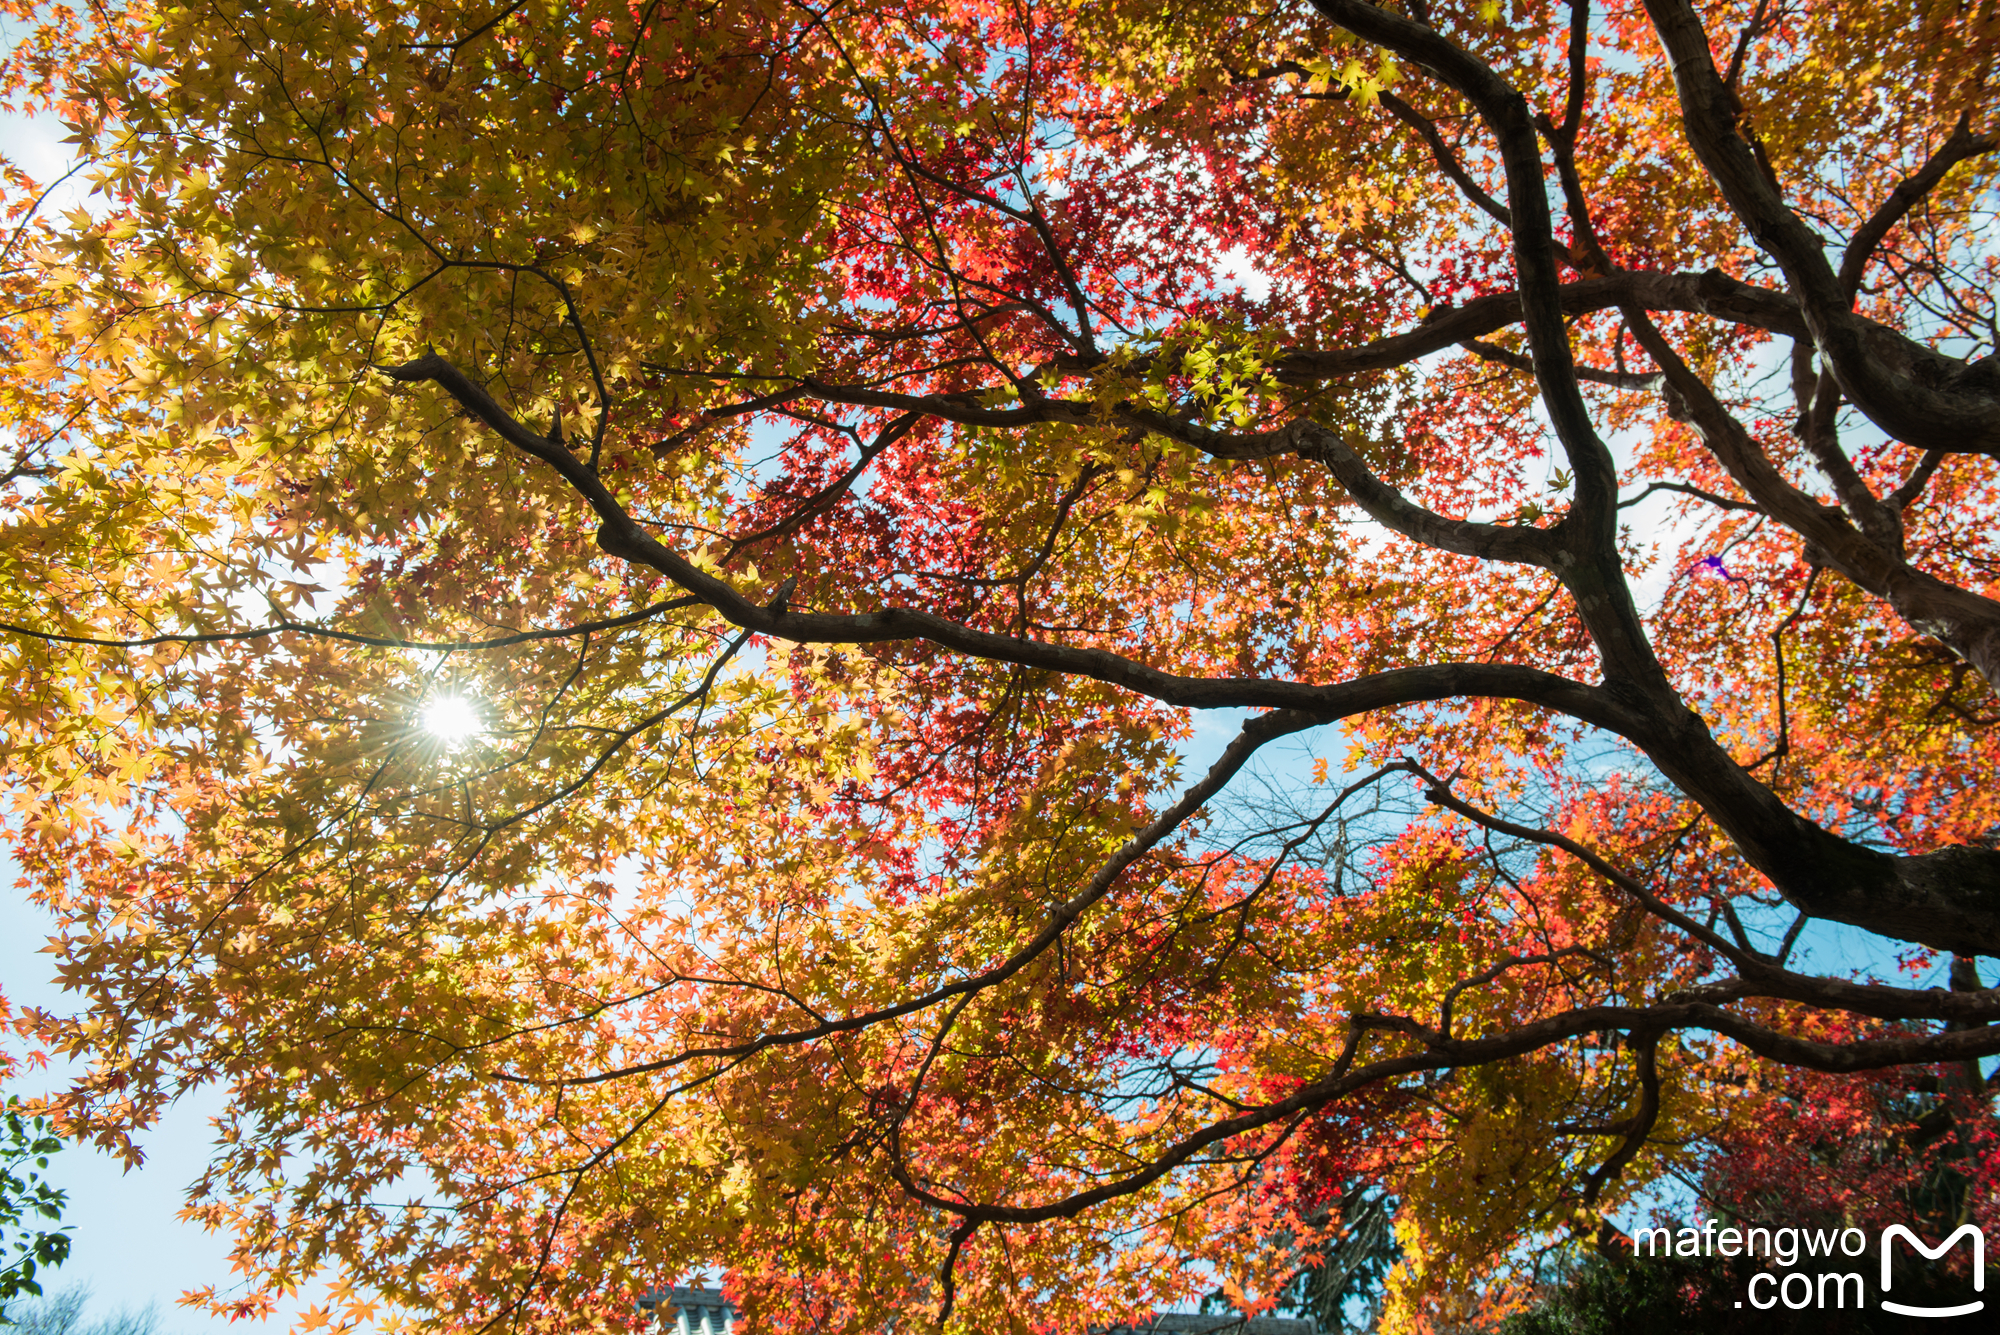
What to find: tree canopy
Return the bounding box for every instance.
[2,0,1998,1329]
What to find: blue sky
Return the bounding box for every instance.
[3,860,293,1333]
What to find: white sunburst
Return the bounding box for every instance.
[421,694,486,746]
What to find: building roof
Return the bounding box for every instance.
[633,1289,1316,1335]
[636,1288,735,1335]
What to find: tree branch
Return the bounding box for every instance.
[1,599,699,653]
[1839,118,2000,301]
[1641,0,2000,454]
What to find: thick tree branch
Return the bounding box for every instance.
[1464,337,1659,390]
[1624,309,2000,691]
[1295,420,1556,565]
[1581,1037,1661,1205]
[1043,268,1814,388]
[1376,89,1512,229]
[1642,0,2000,455]
[387,348,2000,957]
[1304,0,1670,710]
[1304,0,1614,514]
[387,353,1636,720]
[1796,360,1907,553]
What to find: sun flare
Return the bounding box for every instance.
[420,695,485,745]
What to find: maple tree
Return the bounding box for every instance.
[3,0,2000,1329]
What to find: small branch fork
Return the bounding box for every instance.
[1579,1036,1663,1206]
